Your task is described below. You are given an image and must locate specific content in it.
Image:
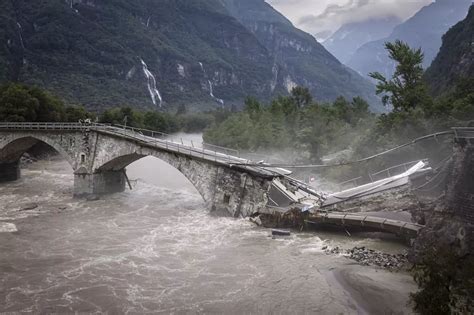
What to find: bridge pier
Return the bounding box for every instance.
[74,170,126,198]
[0,161,20,183]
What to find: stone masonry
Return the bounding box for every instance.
[0,129,274,217]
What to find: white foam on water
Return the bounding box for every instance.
[0,222,17,233]
[298,236,327,254]
[0,159,413,313]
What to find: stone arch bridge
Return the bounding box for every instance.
[0,122,295,218]
[2,123,470,238]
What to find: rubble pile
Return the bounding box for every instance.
[323,246,409,270]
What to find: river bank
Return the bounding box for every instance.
[0,158,417,313]
[329,266,416,314]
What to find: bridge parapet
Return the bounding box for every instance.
[0,122,282,217]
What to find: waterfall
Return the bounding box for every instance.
[146,17,151,28]
[198,62,224,107]
[69,0,79,13]
[16,23,25,49]
[271,62,278,92]
[208,80,224,106]
[140,59,163,107]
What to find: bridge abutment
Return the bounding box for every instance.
[0,161,20,183]
[74,170,126,198]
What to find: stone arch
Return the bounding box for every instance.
[96,151,218,204]
[0,134,75,168]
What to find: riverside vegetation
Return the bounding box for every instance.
[0,82,226,134]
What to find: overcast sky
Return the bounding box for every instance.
[266,0,434,39]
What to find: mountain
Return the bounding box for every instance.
[323,16,401,64]
[425,5,474,94]
[220,0,381,110]
[0,0,381,112]
[348,0,473,79]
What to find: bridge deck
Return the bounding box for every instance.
[322,161,429,207]
[306,212,422,237]
[0,122,286,178]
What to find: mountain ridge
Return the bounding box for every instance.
[425,4,474,94]
[221,0,381,110]
[348,0,472,78]
[323,16,402,64]
[0,0,381,112]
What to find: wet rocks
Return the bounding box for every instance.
[20,153,37,165]
[324,246,409,270]
[348,246,408,269]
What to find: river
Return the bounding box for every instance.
[0,137,417,314]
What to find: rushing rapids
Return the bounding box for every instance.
[0,150,417,313]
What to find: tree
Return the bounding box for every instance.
[369,40,432,112]
[290,86,312,108]
[411,244,474,314]
[28,86,66,122]
[244,96,261,121]
[176,103,187,116]
[333,96,351,123]
[65,106,93,122]
[0,83,39,122]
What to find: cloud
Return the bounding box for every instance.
[266,0,433,37]
[313,0,371,20]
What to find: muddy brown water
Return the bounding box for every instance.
[0,156,416,314]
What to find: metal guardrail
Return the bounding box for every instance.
[203,142,240,157]
[336,159,428,189]
[337,176,363,188]
[0,122,255,166]
[0,122,108,130]
[369,159,427,181]
[453,127,474,139]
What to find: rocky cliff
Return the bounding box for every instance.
[221,0,381,110]
[425,5,474,95]
[348,0,472,79]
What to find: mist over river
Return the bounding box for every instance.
[0,135,417,313]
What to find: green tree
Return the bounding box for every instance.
[0,83,40,122]
[28,86,66,122]
[65,106,94,122]
[244,96,261,121]
[290,86,312,108]
[351,97,370,120]
[369,40,432,112]
[333,96,351,123]
[100,107,144,128]
[176,104,187,116]
[411,245,474,314]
